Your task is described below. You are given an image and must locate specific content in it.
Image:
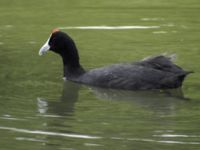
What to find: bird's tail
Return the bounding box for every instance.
[178,71,193,84]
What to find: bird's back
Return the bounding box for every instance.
[77,55,190,90]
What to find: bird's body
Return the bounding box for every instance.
[72,56,189,90]
[39,30,191,90]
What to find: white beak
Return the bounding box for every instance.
[39,35,51,56]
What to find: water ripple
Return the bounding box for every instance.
[84,143,103,147]
[111,137,200,145]
[0,114,26,121]
[37,114,63,118]
[0,126,198,145]
[16,137,47,142]
[0,126,101,139]
[127,138,200,145]
[153,134,200,138]
[59,26,160,30]
[0,117,26,121]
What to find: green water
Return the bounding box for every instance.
[0,0,200,149]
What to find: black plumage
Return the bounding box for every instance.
[39,30,192,90]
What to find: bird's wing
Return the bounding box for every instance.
[82,64,175,90]
[135,55,186,74]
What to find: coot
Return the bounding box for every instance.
[39,29,191,90]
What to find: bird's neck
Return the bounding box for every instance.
[63,64,85,79]
[62,53,85,80]
[60,37,85,80]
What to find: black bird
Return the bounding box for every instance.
[39,29,192,90]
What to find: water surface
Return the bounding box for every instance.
[0,0,200,149]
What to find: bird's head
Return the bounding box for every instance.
[39,29,73,56]
[39,29,80,67]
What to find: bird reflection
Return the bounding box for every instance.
[37,81,80,117]
[37,81,189,117]
[36,82,190,149]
